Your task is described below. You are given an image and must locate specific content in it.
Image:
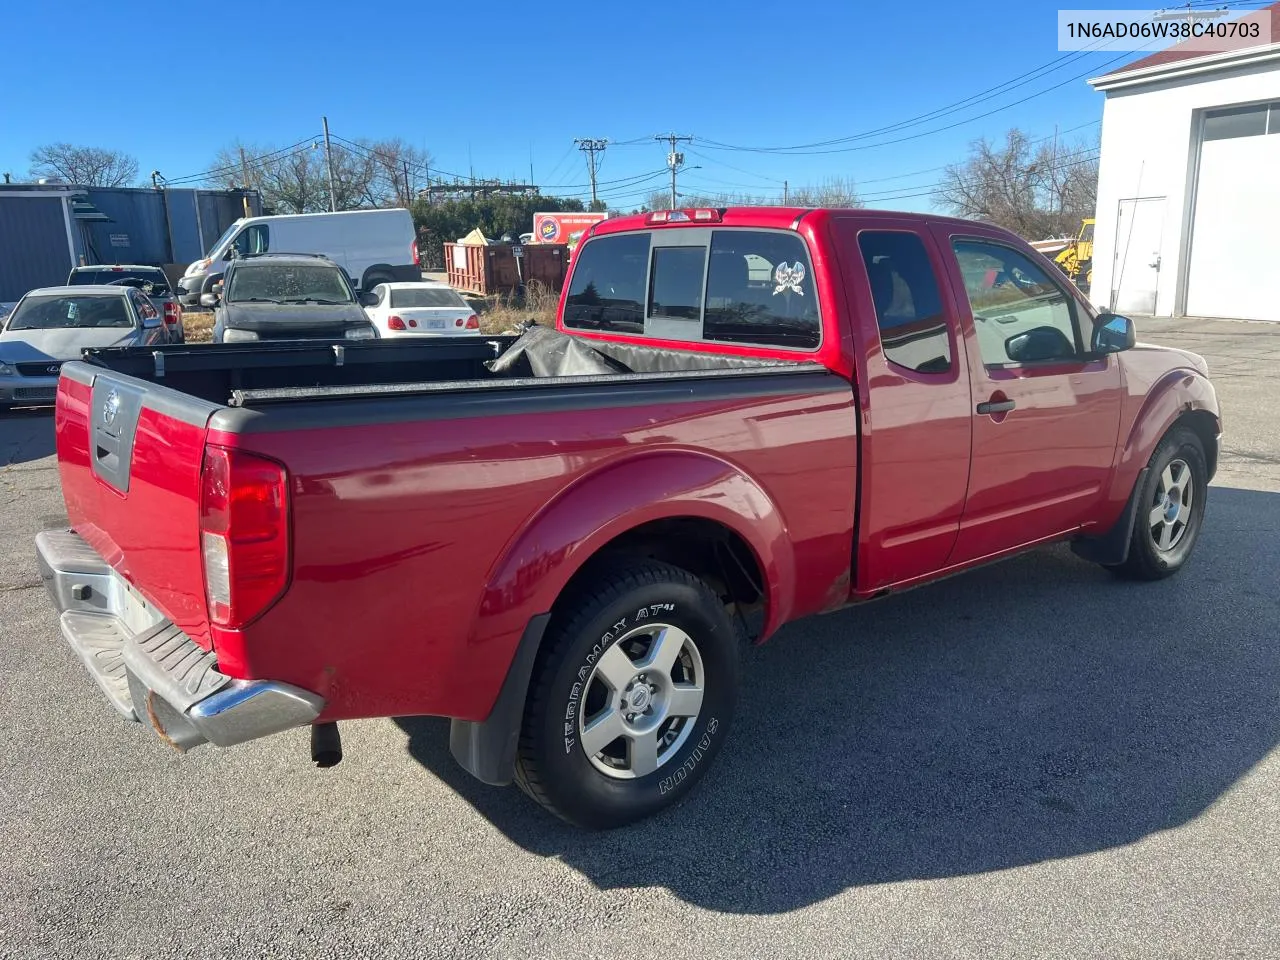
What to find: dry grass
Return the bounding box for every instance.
[469,279,558,335]
[183,311,215,343]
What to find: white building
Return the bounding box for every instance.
[1088,4,1280,322]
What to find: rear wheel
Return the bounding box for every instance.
[1108,426,1207,580]
[514,559,738,829]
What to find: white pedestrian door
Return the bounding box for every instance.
[1111,197,1165,315]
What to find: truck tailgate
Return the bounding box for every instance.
[55,361,219,650]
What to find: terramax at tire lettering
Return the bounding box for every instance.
[514,560,739,829]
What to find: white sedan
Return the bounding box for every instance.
[364,281,480,337]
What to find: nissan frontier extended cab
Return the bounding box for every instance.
[36,207,1220,828]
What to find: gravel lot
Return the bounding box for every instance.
[1,317,1277,959]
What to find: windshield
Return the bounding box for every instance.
[70,268,170,294]
[227,264,353,304]
[389,288,466,308]
[6,294,132,330]
[207,222,240,259]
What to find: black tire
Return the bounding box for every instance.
[514,559,739,829]
[1108,426,1207,581]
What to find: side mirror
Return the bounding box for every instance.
[1092,312,1136,354]
[1005,325,1076,363]
[358,291,378,307]
[200,293,218,308]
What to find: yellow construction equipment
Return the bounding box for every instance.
[1054,218,1094,289]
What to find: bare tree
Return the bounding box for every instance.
[644,190,674,211]
[937,128,1098,239]
[207,138,432,212]
[786,176,862,208]
[29,143,139,186]
[356,138,432,208]
[644,175,862,212]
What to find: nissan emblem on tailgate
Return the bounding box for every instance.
[103,389,120,427]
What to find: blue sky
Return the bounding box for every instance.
[0,0,1147,212]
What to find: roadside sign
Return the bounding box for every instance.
[512,245,524,258]
[531,212,607,252]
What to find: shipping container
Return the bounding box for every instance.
[444,242,568,295]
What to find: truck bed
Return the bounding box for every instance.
[80,326,796,408]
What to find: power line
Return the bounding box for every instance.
[863,150,1100,205]
[163,136,321,185]
[542,144,578,185]
[697,44,1119,154]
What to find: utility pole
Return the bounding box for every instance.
[574,138,608,209]
[322,115,338,212]
[655,133,692,210]
[402,159,412,206]
[238,146,252,190]
[783,179,789,204]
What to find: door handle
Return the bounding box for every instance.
[976,398,1016,415]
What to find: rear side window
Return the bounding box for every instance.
[563,233,649,333]
[565,228,820,349]
[858,231,952,374]
[704,231,819,348]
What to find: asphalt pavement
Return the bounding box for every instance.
[1,317,1277,959]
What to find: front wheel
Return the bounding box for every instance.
[515,560,739,829]
[1108,426,1207,580]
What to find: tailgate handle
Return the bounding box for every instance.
[90,378,145,494]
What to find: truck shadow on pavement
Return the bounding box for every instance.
[0,406,55,466]
[395,485,1279,914]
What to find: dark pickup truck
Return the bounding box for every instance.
[36,207,1220,829]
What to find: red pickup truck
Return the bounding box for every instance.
[36,207,1220,829]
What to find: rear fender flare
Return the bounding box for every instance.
[472,450,793,660]
[448,453,791,787]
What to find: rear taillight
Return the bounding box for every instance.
[411,239,420,267]
[387,315,407,331]
[164,301,181,326]
[464,315,479,330]
[200,446,289,629]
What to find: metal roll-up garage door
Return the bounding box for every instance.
[1185,101,1280,322]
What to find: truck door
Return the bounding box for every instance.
[932,225,1122,564]
[833,217,973,589]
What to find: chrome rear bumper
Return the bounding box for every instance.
[36,529,323,751]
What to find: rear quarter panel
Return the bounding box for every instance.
[213,372,857,723]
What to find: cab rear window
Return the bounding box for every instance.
[564,229,820,349]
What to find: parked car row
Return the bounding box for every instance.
[2,207,486,411]
[197,252,479,343]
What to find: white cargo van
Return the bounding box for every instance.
[178,208,419,305]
